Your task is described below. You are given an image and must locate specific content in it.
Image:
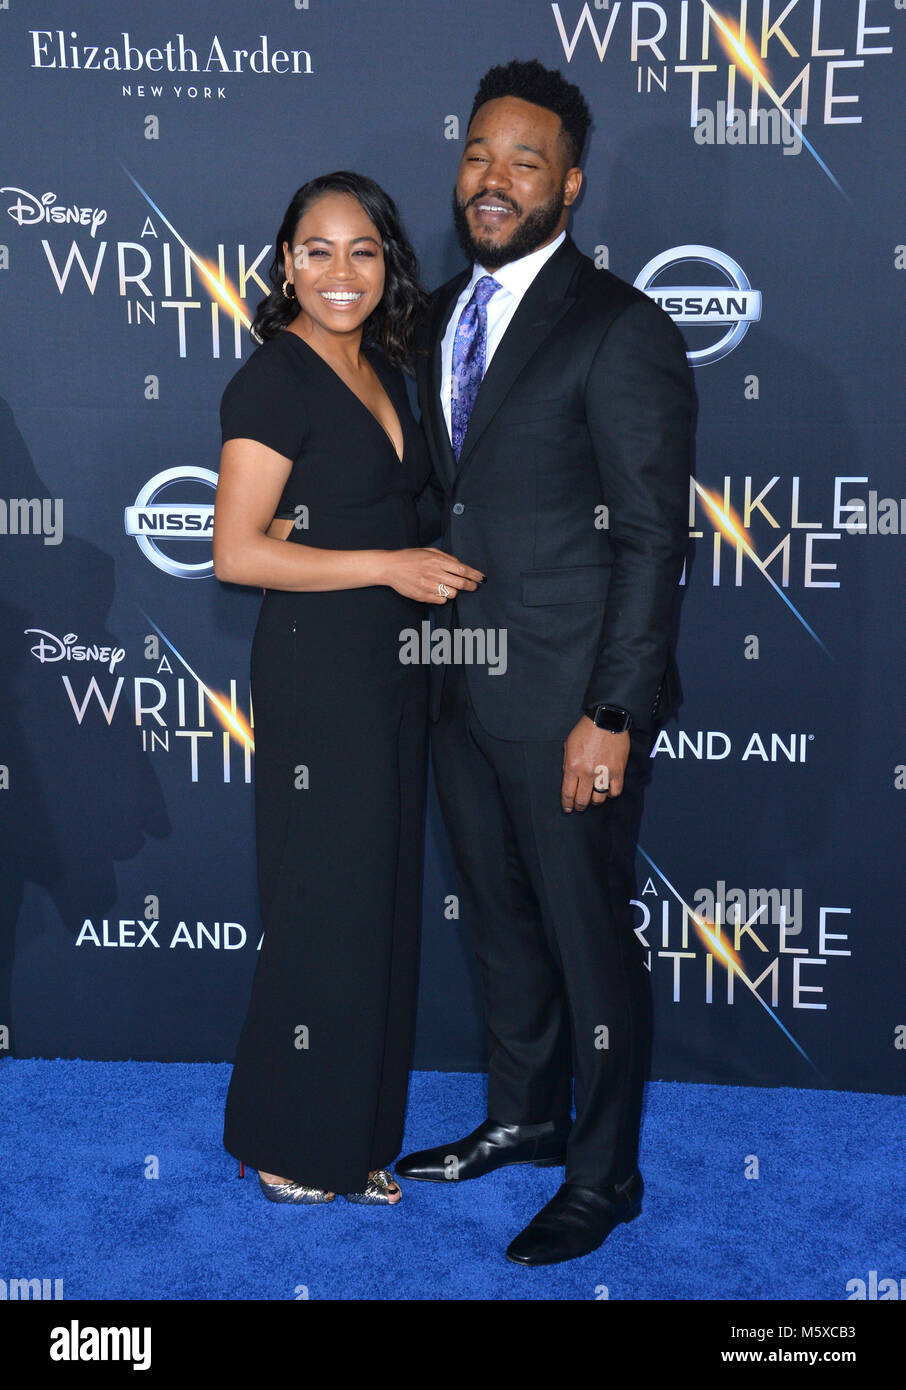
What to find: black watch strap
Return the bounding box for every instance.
[584,703,632,733]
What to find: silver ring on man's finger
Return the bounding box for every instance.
[437,583,450,598]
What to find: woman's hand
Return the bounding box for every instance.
[378,548,485,603]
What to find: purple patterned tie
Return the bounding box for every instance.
[450,274,501,461]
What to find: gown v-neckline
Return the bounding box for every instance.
[281,329,406,465]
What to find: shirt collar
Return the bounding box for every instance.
[468,229,567,302]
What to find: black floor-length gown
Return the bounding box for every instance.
[219,328,439,1193]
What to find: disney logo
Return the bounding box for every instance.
[2,187,108,238]
[25,629,125,673]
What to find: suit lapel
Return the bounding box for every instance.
[425,270,469,488]
[425,236,583,486]
[455,236,581,481]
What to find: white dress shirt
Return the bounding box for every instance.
[440,230,566,440]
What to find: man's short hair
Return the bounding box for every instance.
[469,58,592,168]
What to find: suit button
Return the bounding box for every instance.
[452,502,465,515]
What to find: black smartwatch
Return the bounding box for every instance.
[583,702,633,733]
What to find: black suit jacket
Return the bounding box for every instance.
[415,232,695,740]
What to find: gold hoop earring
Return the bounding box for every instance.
[282,279,295,300]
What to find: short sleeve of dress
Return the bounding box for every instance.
[220,337,306,461]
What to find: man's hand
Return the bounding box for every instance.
[561,716,631,812]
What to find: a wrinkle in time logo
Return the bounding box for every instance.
[551,1,894,200]
[635,245,761,366]
[23,608,257,785]
[634,852,853,1071]
[124,466,217,578]
[2,169,268,359]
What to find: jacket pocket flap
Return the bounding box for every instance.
[521,564,610,605]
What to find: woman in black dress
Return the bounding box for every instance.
[213,173,482,1204]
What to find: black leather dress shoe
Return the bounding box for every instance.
[505,1170,643,1265]
[394,1117,570,1183]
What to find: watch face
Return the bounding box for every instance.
[588,705,631,732]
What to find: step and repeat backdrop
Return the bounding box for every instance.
[1,0,903,1093]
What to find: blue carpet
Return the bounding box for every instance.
[0,1061,901,1300]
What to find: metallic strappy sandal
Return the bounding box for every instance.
[257,1172,336,1204]
[343,1168,402,1205]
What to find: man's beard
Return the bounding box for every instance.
[452,185,566,269]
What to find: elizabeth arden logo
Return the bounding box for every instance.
[29,31,313,76]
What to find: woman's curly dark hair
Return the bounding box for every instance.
[251,171,428,369]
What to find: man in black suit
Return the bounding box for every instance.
[396,59,695,1265]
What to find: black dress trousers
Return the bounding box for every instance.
[429,626,654,1189]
